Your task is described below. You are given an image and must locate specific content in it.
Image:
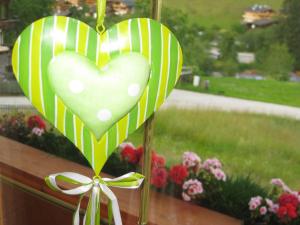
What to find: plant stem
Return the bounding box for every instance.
[138,1,162,224]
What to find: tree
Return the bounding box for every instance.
[238,26,279,52]
[280,0,300,70]
[258,44,294,81]
[4,0,54,45]
[134,0,150,18]
[161,7,212,74]
[9,0,54,33]
[219,31,237,60]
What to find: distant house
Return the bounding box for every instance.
[237,52,255,64]
[242,4,277,29]
[210,47,221,60]
[108,0,134,16]
[55,0,134,16]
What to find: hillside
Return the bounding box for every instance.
[163,0,284,28]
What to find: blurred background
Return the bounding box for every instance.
[0,1,299,224]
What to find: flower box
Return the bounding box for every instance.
[0,136,242,225]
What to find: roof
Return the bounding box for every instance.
[246,4,274,13]
[108,0,135,7]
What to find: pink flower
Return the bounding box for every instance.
[182,152,201,169]
[182,192,191,201]
[182,179,204,194]
[249,196,263,210]
[271,178,284,187]
[266,198,279,213]
[182,179,203,201]
[291,191,300,203]
[202,158,222,170]
[260,206,267,215]
[31,127,44,136]
[211,168,226,181]
[270,204,279,214]
[271,178,292,193]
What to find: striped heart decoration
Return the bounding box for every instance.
[12,16,183,175]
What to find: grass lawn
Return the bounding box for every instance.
[177,77,300,108]
[163,0,283,28]
[128,108,300,189]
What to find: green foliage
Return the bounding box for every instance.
[219,31,237,59]
[202,176,268,222]
[5,0,54,45]
[215,59,239,76]
[0,113,88,165]
[258,44,294,81]
[9,0,54,32]
[102,152,138,176]
[280,0,300,70]
[27,130,89,165]
[161,7,214,74]
[133,0,150,17]
[238,26,280,52]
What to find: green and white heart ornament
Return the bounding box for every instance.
[12,16,183,175]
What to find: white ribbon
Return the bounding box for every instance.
[46,172,144,225]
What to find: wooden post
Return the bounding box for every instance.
[138,1,162,225]
[138,114,155,225]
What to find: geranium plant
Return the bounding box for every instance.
[249,179,300,225]
[118,143,227,202]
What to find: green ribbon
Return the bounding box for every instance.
[45,172,144,225]
[96,0,107,34]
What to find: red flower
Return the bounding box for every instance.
[277,206,288,219]
[138,149,166,168]
[120,145,139,164]
[151,151,166,168]
[136,146,144,161]
[27,115,46,130]
[286,204,298,219]
[151,167,168,189]
[169,164,189,185]
[277,204,298,220]
[279,193,299,208]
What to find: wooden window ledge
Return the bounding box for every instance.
[0,136,242,225]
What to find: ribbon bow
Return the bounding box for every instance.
[45,172,144,225]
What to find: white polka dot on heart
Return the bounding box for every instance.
[97,109,112,122]
[128,84,140,97]
[69,80,84,94]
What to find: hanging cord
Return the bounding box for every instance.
[96,0,106,34]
